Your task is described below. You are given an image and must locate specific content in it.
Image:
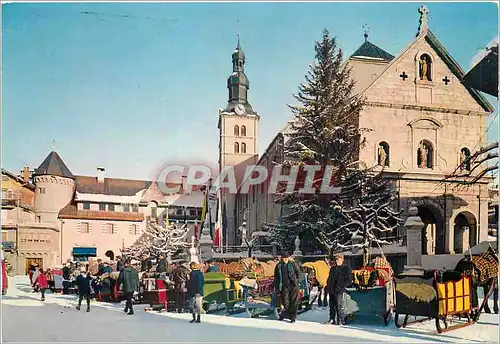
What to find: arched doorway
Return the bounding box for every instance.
[418,205,445,255]
[105,250,114,261]
[453,212,477,253]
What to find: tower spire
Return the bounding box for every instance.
[362,23,369,42]
[52,139,56,151]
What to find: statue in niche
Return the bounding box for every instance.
[459,150,466,170]
[378,144,387,166]
[418,142,428,168]
[419,55,432,81]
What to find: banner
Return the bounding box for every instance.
[214,189,222,247]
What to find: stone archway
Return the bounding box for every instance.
[453,211,477,253]
[417,203,445,255]
[105,250,115,261]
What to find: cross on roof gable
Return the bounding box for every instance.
[358,30,494,113]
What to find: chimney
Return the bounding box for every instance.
[97,167,105,183]
[21,166,31,183]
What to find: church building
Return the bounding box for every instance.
[234,6,495,257]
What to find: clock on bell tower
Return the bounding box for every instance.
[217,36,260,246]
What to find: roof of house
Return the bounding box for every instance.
[350,40,395,61]
[1,168,36,190]
[34,151,75,179]
[74,175,204,197]
[58,204,144,222]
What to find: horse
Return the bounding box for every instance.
[455,246,498,314]
[301,260,330,307]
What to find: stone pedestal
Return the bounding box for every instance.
[199,223,213,262]
[402,202,425,276]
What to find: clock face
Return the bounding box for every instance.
[235,104,246,115]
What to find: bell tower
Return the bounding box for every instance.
[217,37,260,246]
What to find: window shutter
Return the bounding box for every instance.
[128,224,133,234]
[102,223,106,233]
[77,222,81,233]
[89,223,93,233]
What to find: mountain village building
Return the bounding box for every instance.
[2,152,203,274]
[230,7,496,257]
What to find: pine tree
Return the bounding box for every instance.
[268,29,366,253]
[268,30,402,255]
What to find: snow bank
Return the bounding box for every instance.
[2,276,498,343]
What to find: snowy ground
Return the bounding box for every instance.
[2,276,498,343]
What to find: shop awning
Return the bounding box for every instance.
[73,247,97,257]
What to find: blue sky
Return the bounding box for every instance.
[2,2,498,181]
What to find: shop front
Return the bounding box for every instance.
[72,247,97,262]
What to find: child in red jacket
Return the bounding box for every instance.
[34,269,49,301]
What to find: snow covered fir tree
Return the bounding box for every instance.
[267,30,403,256]
[121,221,191,261]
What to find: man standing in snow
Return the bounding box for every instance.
[75,267,92,312]
[186,262,204,323]
[118,259,139,315]
[326,253,352,325]
[274,252,301,323]
[172,262,189,313]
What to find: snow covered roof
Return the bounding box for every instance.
[164,192,203,208]
[75,190,145,203]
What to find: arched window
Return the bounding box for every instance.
[460,147,471,171]
[417,140,434,169]
[377,142,390,167]
[234,142,239,153]
[241,125,247,137]
[419,54,432,81]
[241,143,247,154]
[234,125,239,136]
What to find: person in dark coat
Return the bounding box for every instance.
[116,256,125,272]
[102,262,113,274]
[62,262,73,294]
[326,253,352,325]
[186,262,204,323]
[118,259,139,315]
[97,259,105,276]
[75,267,92,312]
[274,252,301,323]
[172,262,190,313]
[141,255,152,272]
[156,254,167,274]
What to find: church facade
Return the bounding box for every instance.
[231,7,495,255]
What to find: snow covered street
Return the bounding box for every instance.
[2,276,499,343]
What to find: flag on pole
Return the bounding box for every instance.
[221,201,227,248]
[200,189,207,223]
[214,189,222,247]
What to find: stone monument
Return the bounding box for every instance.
[199,222,213,262]
[189,235,200,264]
[292,236,303,262]
[402,201,425,276]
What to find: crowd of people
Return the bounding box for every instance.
[25,250,352,325]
